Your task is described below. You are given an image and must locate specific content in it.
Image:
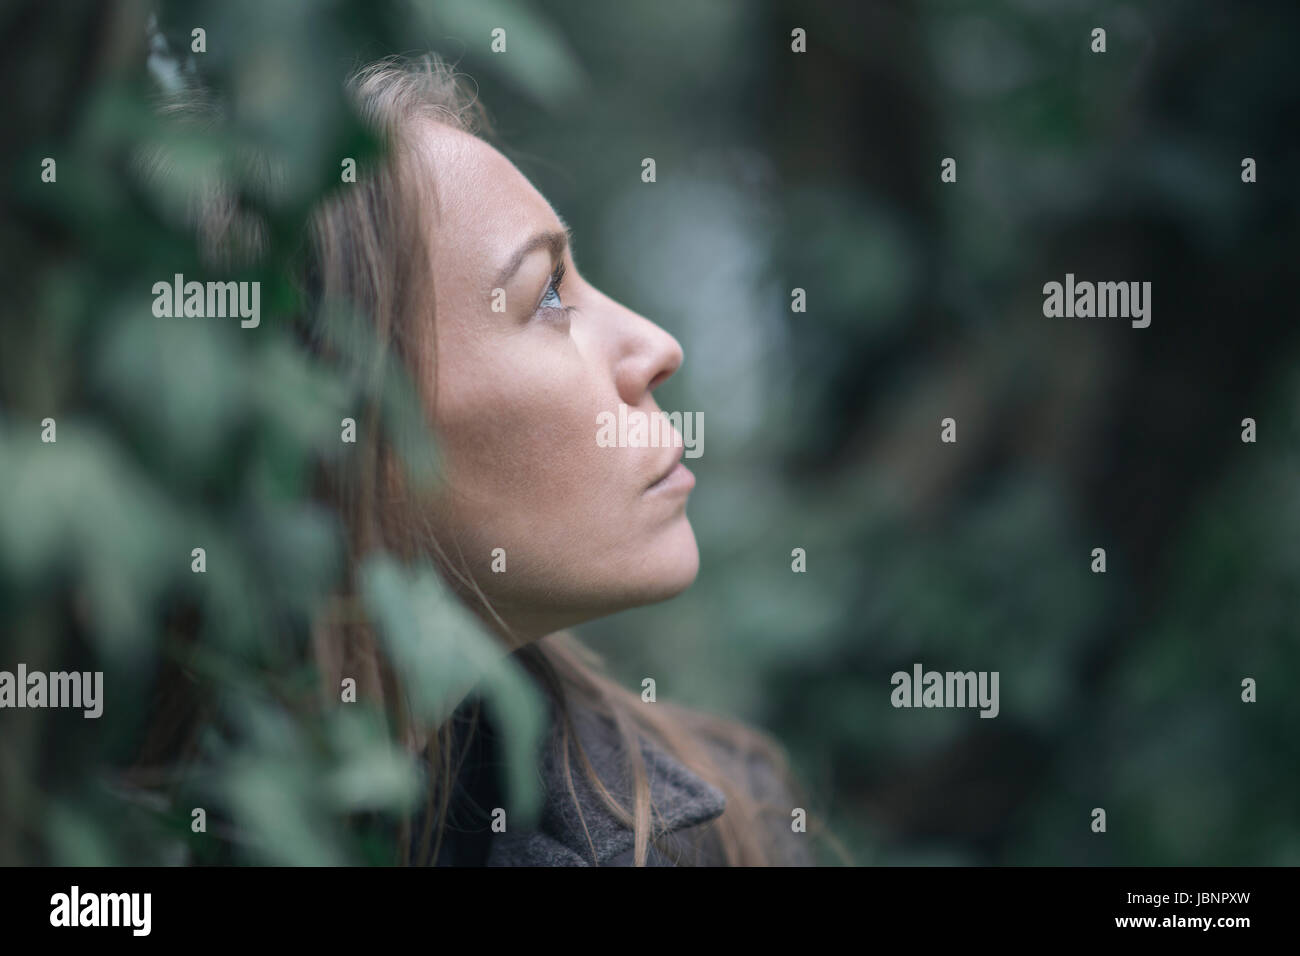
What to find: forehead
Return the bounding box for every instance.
[412,120,558,284]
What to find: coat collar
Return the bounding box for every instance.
[485,697,728,866]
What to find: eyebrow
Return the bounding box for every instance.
[493,218,572,289]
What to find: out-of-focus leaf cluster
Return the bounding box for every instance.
[0,0,577,865]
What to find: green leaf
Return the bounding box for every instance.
[359,554,545,823]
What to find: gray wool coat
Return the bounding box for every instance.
[421,694,814,867]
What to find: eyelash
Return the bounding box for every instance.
[537,260,576,320]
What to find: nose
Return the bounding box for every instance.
[605,297,684,407]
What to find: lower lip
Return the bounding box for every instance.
[646,461,695,494]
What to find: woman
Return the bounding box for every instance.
[140,53,826,867]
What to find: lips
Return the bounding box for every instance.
[646,449,685,491]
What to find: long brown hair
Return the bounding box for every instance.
[134,53,836,867]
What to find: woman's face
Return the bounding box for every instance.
[413,120,698,641]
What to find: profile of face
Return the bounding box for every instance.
[412,120,698,642]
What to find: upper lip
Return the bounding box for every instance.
[646,448,685,489]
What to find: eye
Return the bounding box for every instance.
[535,260,576,321]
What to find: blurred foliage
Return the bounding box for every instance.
[553,0,1300,865]
[2,0,1298,866]
[0,0,562,866]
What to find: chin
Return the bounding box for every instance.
[568,517,700,614]
[630,516,700,603]
[480,519,700,637]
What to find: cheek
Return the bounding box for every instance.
[430,334,622,567]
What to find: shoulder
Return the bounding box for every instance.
[486,699,730,866]
[697,724,818,866]
[426,692,814,866]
